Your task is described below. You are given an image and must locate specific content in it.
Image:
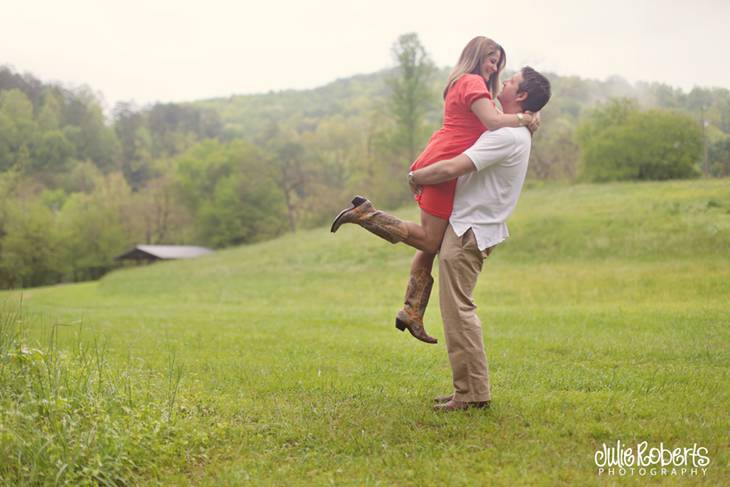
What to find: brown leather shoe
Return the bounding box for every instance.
[433,399,490,412]
[330,196,408,244]
[433,394,454,404]
[395,268,438,344]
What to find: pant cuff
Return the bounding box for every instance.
[453,392,491,403]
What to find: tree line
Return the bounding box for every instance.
[1,33,729,288]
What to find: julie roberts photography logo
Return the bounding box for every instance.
[594,441,710,477]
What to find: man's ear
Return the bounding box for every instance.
[515,90,528,103]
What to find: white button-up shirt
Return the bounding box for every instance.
[449,126,532,251]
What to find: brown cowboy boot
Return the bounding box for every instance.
[330,196,408,244]
[395,268,438,344]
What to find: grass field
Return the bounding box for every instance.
[1,179,729,486]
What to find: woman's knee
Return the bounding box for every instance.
[419,210,448,253]
[423,238,441,255]
[421,227,446,254]
[412,249,436,267]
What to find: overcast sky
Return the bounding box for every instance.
[2,0,728,108]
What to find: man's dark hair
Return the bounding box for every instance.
[518,66,551,112]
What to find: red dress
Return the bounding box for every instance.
[410,73,492,219]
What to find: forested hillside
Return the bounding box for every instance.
[1,34,729,289]
[195,67,730,182]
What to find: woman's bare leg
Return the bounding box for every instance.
[402,209,450,255]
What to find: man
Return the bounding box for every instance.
[409,67,551,411]
[332,67,551,411]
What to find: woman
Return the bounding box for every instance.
[332,37,537,344]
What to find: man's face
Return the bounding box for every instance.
[497,72,524,106]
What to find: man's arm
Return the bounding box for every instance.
[410,154,476,186]
[410,129,518,192]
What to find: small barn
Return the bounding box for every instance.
[115,245,214,264]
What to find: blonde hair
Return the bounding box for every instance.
[443,36,506,99]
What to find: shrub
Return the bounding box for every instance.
[578,100,702,182]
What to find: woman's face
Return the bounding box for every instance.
[480,51,501,80]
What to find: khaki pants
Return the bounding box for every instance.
[438,225,494,403]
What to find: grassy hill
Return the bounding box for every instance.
[1,179,729,485]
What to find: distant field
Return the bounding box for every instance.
[1,178,729,486]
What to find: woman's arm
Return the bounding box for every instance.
[471,98,532,130]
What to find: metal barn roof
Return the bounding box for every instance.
[115,245,214,261]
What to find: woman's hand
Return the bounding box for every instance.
[408,171,422,196]
[525,111,541,134]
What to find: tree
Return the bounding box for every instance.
[708,137,730,177]
[62,159,103,193]
[575,98,638,148]
[174,139,287,247]
[129,159,191,245]
[386,33,437,164]
[58,87,120,173]
[13,144,31,173]
[0,90,37,170]
[297,116,368,228]
[0,112,15,171]
[147,102,223,156]
[37,90,62,130]
[0,200,66,288]
[578,107,702,182]
[529,116,579,180]
[113,102,153,188]
[688,88,713,176]
[262,122,311,233]
[32,130,74,172]
[0,89,34,122]
[57,194,119,280]
[198,171,286,247]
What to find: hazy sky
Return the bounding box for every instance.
[2,0,728,108]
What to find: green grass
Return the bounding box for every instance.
[1,178,729,486]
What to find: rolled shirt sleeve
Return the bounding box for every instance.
[459,74,492,107]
